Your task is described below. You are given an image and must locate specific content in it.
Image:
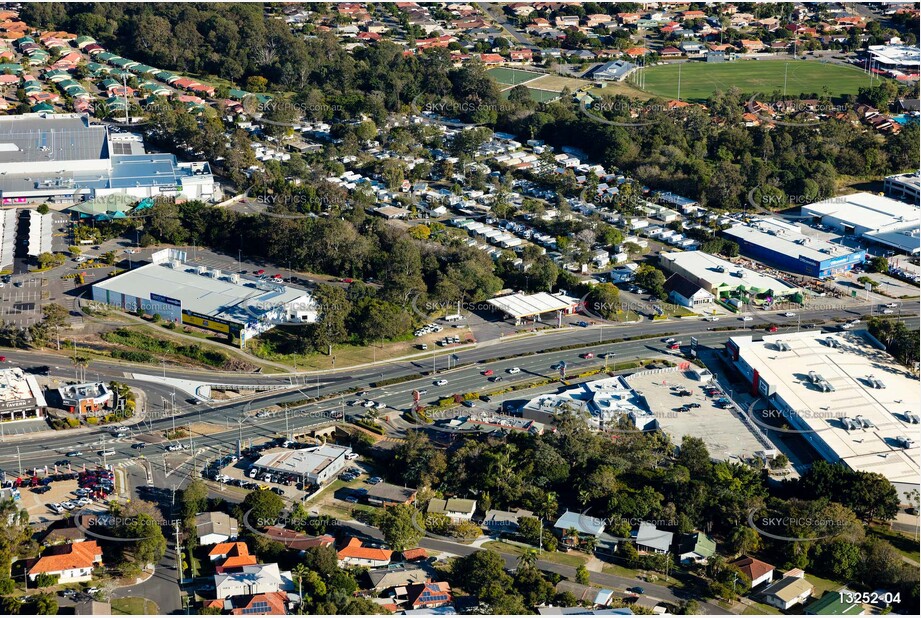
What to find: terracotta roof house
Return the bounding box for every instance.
[209,541,250,562]
[404,581,453,609]
[401,548,428,561]
[28,540,103,583]
[730,555,775,588]
[230,591,289,615]
[337,537,392,567]
[262,526,334,552]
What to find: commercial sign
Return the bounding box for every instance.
[181,310,240,336]
[150,293,181,307]
[0,398,35,411]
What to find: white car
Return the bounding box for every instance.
[741,316,754,322]
[166,443,183,452]
[345,452,359,460]
[61,501,76,510]
[75,497,92,507]
[782,312,796,317]
[704,316,719,322]
[375,401,386,410]
[664,337,676,344]
[434,379,448,386]
[362,400,376,408]
[507,367,521,374]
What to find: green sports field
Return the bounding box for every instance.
[633,60,878,102]
[487,67,543,86]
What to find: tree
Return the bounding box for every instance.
[586,283,621,319]
[378,504,424,552]
[123,512,167,567]
[30,594,57,616]
[868,256,889,273]
[180,479,208,520]
[575,564,591,585]
[242,488,285,526]
[36,203,50,215]
[634,264,667,300]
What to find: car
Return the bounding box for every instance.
[434,379,448,386]
[741,316,754,321]
[362,400,376,408]
[271,487,285,495]
[551,362,564,370]
[75,497,91,506]
[345,452,359,460]
[489,376,503,383]
[61,501,76,510]
[627,587,644,595]
[580,352,594,359]
[98,449,116,457]
[32,485,51,494]
[55,459,71,467]
[663,338,675,345]
[782,312,796,317]
[418,344,428,350]
[687,403,701,409]
[367,476,383,484]
[507,367,521,374]
[462,400,476,408]
[668,343,681,350]
[884,302,898,308]
[482,369,494,376]
[166,444,183,452]
[576,321,589,327]
[343,495,359,503]
[48,503,63,514]
[704,316,719,322]
[416,389,428,395]
[882,309,894,314]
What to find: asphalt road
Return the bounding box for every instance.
[1,309,916,475]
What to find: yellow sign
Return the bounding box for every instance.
[182,313,230,334]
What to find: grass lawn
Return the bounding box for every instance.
[482,540,588,568]
[500,86,561,103]
[805,573,846,598]
[741,602,783,615]
[634,59,878,102]
[487,67,543,85]
[868,523,920,562]
[111,597,160,615]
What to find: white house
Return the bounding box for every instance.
[195,512,239,546]
[427,498,477,522]
[634,522,674,554]
[28,541,103,584]
[730,556,775,589]
[214,563,294,599]
[761,573,814,610]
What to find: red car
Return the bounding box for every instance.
[0,356,5,362]
[340,278,354,284]
[482,369,494,377]
[581,352,594,359]
[256,269,266,276]
[768,326,778,333]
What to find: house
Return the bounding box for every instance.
[730,556,775,588]
[74,599,112,615]
[677,531,716,563]
[553,510,605,539]
[28,541,103,583]
[209,541,250,562]
[374,205,411,219]
[204,591,290,615]
[196,512,239,546]
[482,508,534,533]
[665,273,714,308]
[400,582,453,610]
[337,537,393,567]
[401,548,428,562]
[804,590,865,615]
[427,498,477,522]
[366,482,417,507]
[660,46,682,57]
[214,563,294,600]
[262,527,334,552]
[365,566,429,591]
[634,522,673,554]
[761,572,814,610]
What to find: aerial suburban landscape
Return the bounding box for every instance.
[0,1,918,616]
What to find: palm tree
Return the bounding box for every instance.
[581,535,598,554]
[518,548,539,571]
[565,526,580,548]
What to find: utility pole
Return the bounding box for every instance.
[174,520,184,584]
[16,446,22,477]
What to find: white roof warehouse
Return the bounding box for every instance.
[726,331,920,497]
[91,250,315,346]
[253,445,352,486]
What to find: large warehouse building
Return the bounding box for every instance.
[723,217,865,278]
[487,291,581,325]
[726,331,920,497]
[659,251,801,304]
[801,192,920,255]
[92,249,316,346]
[0,113,215,204]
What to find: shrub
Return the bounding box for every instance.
[34,573,59,587]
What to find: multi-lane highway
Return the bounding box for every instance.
[0,306,916,476]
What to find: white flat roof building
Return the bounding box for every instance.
[801,192,921,254]
[884,172,920,205]
[726,331,920,495]
[0,367,47,422]
[866,44,921,69]
[487,291,581,323]
[253,445,352,485]
[659,251,800,298]
[92,250,315,345]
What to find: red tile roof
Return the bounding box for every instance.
[337,537,392,562]
[29,541,102,575]
[730,556,775,581]
[208,541,250,559]
[402,548,428,561]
